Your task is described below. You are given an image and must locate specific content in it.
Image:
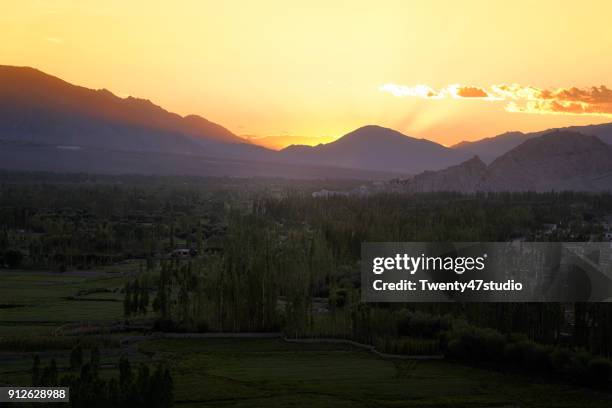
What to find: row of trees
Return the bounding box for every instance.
[5,177,612,382]
[123,277,150,317]
[32,348,173,408]
[138,192,612,360]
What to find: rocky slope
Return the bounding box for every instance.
[403,131,612,192]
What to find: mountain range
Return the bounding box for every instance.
[403,131,612,192]
[1,65,612,189]
[278,125,470,174]
[452,124,612,163]
[0,66,244,151]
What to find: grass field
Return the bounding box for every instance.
[0,269,127,335]
[2,269,612,407]
[137,338,612,408]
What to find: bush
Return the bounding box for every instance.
[152,318,209,333]
[448,323,611,389]
[588,358,612,388]
[4,249,24,269]
[446,327,505,363]
[396,311,451,338]
[196,320,209,333]
[565,356,589,385]
[549,347,572,374]
[153,319,182,333]
[521,342,552,374]
[375,336,440,355]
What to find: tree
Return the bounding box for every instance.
[119,355,132,385]
[161,367,174,408]
[139,279,149,315]
[106,377,120,407]
[4,249,23,269]
[132,279,141,316]
[40,358,58,386]
[90,346,100,374]
[31,355,40,386]
[136,364,151,406]
[33,352,175,407]
[123,282,132,318]
[70,344,83,370]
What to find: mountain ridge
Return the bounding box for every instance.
[452,124,612,162]
[279,125,471,174]
[403,130,612,192]
[0,65,245,149]
[2,65,612,182]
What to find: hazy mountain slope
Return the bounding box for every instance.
[451,132,528,163]
[403,131,612,192]
[482,130,612,191]
[0,65,244,153]
[3,65,611,181]
[564,122,612,145]
[452,123,612,162]
[280,125,471,174]
[0,140,400,180]
[403,156,488,192]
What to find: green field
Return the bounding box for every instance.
[0,268,128,335]
[3,337,611,408]
[2,269,612,407]
[137,338,612,408]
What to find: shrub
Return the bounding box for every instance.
[587,358,612,388]
[375,336,441,355]
[396,310,451,338]
[549,347,572,374]
[4,249,24,269]
[521,342,552,374]
[565,356,589,385]
[446,327,505,363]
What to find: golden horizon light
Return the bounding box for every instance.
[2,0,612,148]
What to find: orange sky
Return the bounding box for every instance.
[2,1,612,148]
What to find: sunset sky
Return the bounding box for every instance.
[3,0,612,148]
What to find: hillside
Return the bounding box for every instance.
[403,131,612,192]
[0,65,244,154]
[452,123,612,162]
[280,125,471,174]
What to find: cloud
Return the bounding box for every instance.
[379,83,612,117]
[378,84,443,99]
[378,84,495,100]
[455,86,489,98]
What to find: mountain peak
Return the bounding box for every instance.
[402,130,612,192]
[483,130,612,191]
[496,130,608,162]
[341,125,410,141]
[279,124,470,174]
[0,65,244,147]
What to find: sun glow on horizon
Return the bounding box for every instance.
[3,0,612,147]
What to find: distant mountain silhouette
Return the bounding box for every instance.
[563,122,612,145]
[452,123,612,162]
[2,65,612,181]
[402,156,488,192]
[0,65,245,154]
[279,125,471,174]
[451,132,529,163]
[482,130,612,191]
[404,131,612,192]
[0,67,411,178]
